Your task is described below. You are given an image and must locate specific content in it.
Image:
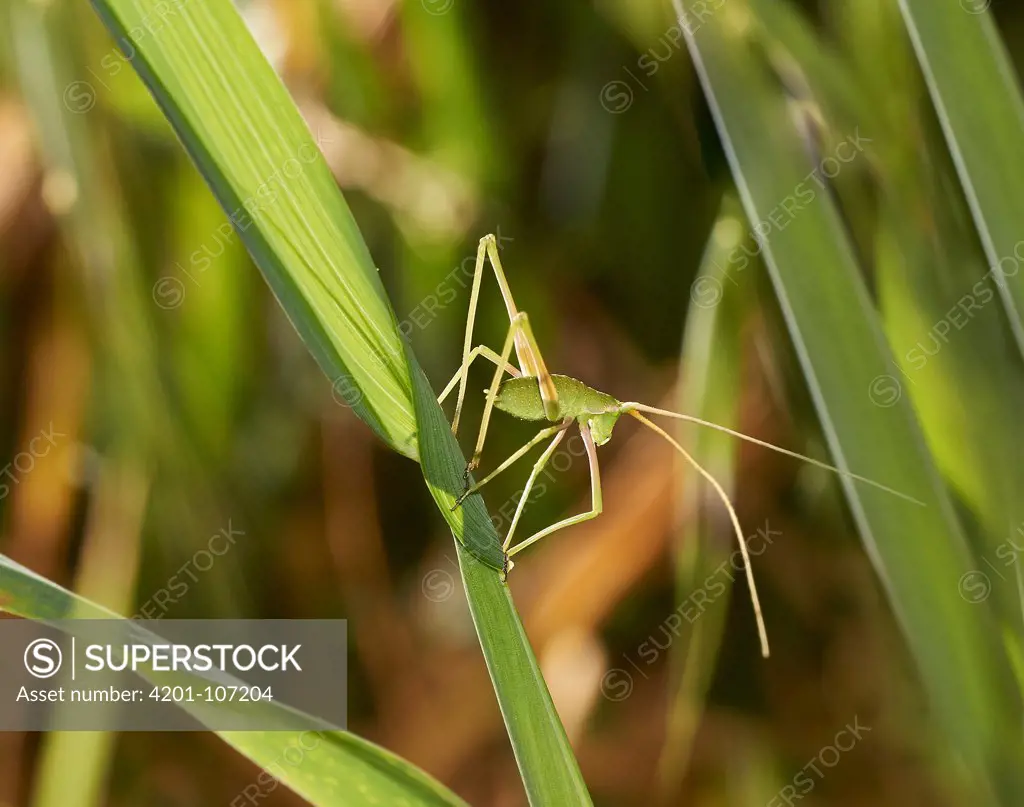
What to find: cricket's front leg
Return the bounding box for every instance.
[505,421,604,558]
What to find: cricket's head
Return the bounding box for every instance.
[587,410,621,446]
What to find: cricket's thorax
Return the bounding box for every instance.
[494,375,622,444]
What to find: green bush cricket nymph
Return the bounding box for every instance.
[440,235,923,657]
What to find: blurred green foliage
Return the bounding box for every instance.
[1,0,1024,805]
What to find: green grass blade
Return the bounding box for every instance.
[83,1,590,802]
[659,198,749,793]
[0,553,469,807]
[30,459,145,807]
[88,0,417,460]
[896,0,1024,357]
[458,551,589,801]
[409,363,594,806]
[676,0,1020,797]
[749,0,1024,647]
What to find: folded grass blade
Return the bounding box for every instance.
[78,0,590,802]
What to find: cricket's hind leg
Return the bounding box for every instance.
[451,235,560,437]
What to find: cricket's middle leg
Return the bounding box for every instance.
[453,420,570,510]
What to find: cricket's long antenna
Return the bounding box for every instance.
[622,403,925,507]
[628,411,770,659]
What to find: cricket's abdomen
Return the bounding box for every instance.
[494,375,619,422]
